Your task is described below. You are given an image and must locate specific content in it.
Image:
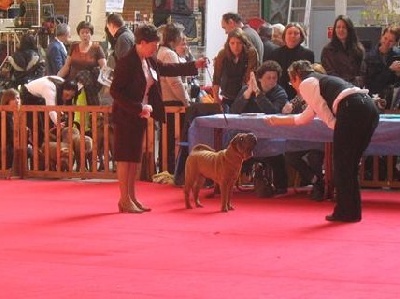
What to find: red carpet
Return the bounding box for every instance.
[1,179,400,298]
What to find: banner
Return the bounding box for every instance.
[69,0,106,41]
[106,0,124,13]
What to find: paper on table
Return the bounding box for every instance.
[240,113,265,117]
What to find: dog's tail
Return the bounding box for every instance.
[191,144,216,153]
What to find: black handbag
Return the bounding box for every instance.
[189,77,201,99]
[254,163,275,198]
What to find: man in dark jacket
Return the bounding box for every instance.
[46,23,71,75]
[106,13,135,65]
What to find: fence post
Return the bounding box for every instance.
[12,108,22,177]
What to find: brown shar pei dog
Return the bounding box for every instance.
[39,142,72,171]
[184,132,257,212]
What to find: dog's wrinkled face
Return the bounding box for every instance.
[60,147,71,171]
[231,133,257,160]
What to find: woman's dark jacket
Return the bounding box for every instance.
[270,44,314,99]
[110,45,198,123]
[321,41,365,87]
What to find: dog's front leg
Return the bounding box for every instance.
[219,184,234,212]
[227,191,234,211]
[227,189,234,211]
[221,180,236,212]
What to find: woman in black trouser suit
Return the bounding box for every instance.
[265,60,379,223]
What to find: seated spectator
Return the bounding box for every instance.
[364,25,400,109]
[364,26,400,181]
[231,60,288,195]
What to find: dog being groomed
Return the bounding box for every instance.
[184,132,257,212]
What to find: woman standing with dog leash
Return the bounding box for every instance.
[264,60,379,223]
[212,28,259,113]
[110,24,208,213]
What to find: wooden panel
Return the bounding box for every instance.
[0,105,187,182]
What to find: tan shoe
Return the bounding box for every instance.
[118,198,143,213]
[131,199,152,212]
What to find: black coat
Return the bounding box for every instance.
[270,44,314,99]
[110,45,198,123]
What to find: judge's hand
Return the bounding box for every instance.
[264,115,295,126]
[264,115,276,126]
